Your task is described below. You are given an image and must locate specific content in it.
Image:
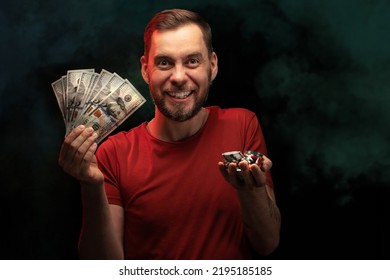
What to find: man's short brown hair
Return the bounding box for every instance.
[143,9,213,58]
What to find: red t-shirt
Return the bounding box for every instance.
[96,106,273,259]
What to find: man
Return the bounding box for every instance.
[59,9,281,259]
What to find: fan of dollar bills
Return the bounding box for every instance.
[51,69,146,143]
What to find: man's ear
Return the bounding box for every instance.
[140,55,149,84]
[210,52,218,82]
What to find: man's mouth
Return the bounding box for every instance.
[166,90,192,99]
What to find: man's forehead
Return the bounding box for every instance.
[152,23,203,38]
[149,24,207,55]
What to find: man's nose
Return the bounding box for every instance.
[169,65,187,85]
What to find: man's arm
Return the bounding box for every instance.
[218,157,281,256]
[58,125,124,259]
[78,184,124,259]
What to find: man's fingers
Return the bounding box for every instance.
[59,125,97,177]
[218,162,229,181]
[238,161,256,186]
[79,134,98,173]
[260,155,272,172]
[249,164,266,187]
[219,154,272,188]
[59,125,86,165]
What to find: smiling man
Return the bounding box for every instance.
[58,9,281,260]
[142,23,216,124]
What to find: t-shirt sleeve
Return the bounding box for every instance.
[95,139,123,206]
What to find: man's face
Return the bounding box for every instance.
[141,24,218,122]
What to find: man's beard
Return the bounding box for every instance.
[153,90,208,122]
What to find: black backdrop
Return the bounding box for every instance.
[1,0,389,259]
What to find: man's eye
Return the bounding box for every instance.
[186,58,200,68]
[189,59,199,64]
[157,60,171,68]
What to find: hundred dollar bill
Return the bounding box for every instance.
[69,71,99,128]
[88,72,124,107]
[61,75,67,121]
[76,79,146,143]
[52,68,147,142]
[51,77,66,122]
[74,72,124,129]
[80,72,99,107]
[80,69,113,116]
[73,72,125,130]
[65,69,94,133]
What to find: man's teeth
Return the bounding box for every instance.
[167,91,191,99]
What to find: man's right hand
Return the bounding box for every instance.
[58,125,104,186]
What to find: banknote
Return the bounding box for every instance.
[76,79,146,143]
[52,69,146,143]
[65,69,94,133]
[51,77,66,122]
[69,71,99,128]
[81,69,113,115]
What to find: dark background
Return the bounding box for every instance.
[1,0,389,259]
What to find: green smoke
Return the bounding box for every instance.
[1,0,389,259]
[219,0,390,197]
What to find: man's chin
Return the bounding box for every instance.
[162,107,200,122]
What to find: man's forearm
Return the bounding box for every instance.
[237,185,281,256]
[78,183,124,259]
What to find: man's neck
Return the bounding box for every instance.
[147,108,209,142]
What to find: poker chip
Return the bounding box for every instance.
[222,150,263,173]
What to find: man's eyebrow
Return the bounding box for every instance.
[154,54,170,61]
[186,52,204,59]
[153,52,204,61]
